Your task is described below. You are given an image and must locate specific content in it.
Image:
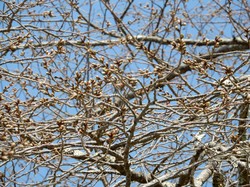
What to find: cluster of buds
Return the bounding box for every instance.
[176,19,187,28]
[113,78,125,90]
[42,11,54,17]
[154,66,166,78]
[8,35,26,52]
[222,66,233,76]
[201,61,215,71]
[183,59,198,69]
[230,134,239,143]
[102,65,113,82]
[136,42,147,51]
[183,59,212,77]
[139,69,150,78]
[87,48,97,59]
[181,98,212,115]
[74,71,82,85]
[214,36,222,48]
[114,59,123,67]
[90,63,100,70]
[82,79,102,96]
[0,133,7,141]
[107,128,119,144]
[127,75,137,87]
[1,143,15,161]
[57,120,66,132]
[109,63,122,74]
[56,39,66,54]
[171,34,186,54]
[78,122,88,134]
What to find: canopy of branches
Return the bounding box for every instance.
[0,0,249,186]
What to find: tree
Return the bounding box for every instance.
[0,0,249,186]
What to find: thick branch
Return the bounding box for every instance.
[238,102,250,185]
[1,35,248,52]
[177,147,204,186]
[193,162,217,187]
